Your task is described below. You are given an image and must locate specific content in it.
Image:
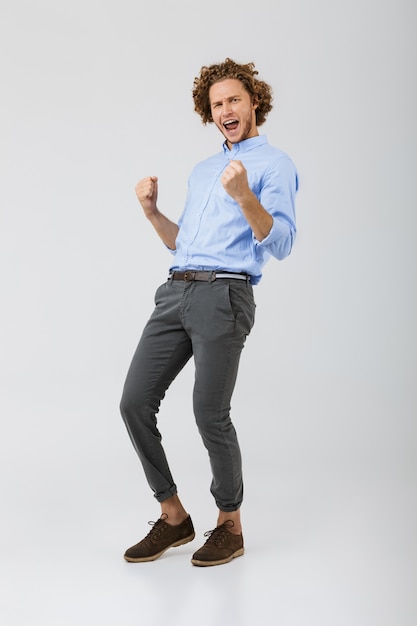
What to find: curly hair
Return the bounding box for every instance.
[192,58,273,126]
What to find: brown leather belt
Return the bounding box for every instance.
[169,271,250,282]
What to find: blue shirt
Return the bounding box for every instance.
[169,135,298,285]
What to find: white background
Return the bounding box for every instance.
[1,1,416,625]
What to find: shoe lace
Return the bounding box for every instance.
[146,513,168,543]
[203,520,234,547]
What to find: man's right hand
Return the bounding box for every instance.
[135,176,158,218]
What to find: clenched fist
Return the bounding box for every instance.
[135,176,159,218]
[221,160,250,203]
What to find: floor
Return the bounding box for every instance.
[2,454,415,626]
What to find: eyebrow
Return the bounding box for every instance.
[210,94,241,106]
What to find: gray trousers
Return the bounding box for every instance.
[120,277,256,512]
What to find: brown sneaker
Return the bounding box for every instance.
[124,514,195,562]
[191,521,244,567]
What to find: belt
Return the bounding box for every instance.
[169,271,250,282]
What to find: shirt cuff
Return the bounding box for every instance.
[253,217,283,247]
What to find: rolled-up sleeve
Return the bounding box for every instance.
[254,155,298,260]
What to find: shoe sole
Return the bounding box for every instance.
[124,532,195,563]
[191,547,244,567]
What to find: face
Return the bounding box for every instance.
[209,78,258,147]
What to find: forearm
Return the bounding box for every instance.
[221,160,273,241]
[147,209,179,250]
[236,190,273,242]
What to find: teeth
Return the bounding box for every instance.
[224,120,237,126]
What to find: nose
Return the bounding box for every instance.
[222,100,233,116]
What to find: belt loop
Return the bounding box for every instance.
[209,271,216,284]
[168,272,174,283]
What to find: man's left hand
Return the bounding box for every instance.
[221,160,250,202]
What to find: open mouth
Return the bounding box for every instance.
[223,119,239,132]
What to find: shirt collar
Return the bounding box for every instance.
[222,134,268,156]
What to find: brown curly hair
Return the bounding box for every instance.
[192,58,273,126]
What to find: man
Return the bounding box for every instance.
[120,58,298,567]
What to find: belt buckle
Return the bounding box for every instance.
[184,271,195,282]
